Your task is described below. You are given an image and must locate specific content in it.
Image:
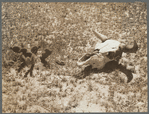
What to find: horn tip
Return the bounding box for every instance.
[121,40,138,53]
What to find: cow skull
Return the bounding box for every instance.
[77,30,138,69]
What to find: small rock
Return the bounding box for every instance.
[122,53,127,57]
[127,65,135,72]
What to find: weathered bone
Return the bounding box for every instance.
[77,30,138,70]
[77,53,112,69]
[93,30,138,53]
[77,54,91,66]
[95,40,120,53]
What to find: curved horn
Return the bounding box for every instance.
[120,40,138,53]
[93,30,108,42]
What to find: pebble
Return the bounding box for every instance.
[126,65,135,72]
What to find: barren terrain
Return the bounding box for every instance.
[2,2,147,113]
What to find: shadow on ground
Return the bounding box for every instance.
[73,61,133,83]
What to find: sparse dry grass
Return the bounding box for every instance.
[2,2,147,113]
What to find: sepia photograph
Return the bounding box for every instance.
[2,2,147,113]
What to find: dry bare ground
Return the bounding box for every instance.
[2,2,147,113]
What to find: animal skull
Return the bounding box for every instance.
[77,30,138,69]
